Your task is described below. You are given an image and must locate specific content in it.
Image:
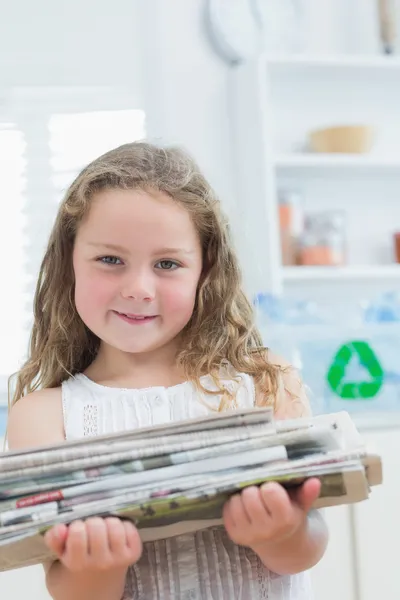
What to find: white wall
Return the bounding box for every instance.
[0,0,144,89]
[0,0,239,225]
[137,0,238,219]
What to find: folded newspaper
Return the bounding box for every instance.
[0,408,382,571]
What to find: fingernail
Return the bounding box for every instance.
[53,525,67,541]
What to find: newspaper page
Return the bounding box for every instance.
[0,409,383,572]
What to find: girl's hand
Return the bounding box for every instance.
[43,517,142,573]
[222,478,321,549]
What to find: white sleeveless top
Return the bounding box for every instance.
[61,372,313,600]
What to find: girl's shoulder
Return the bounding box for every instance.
[7,387,65,451]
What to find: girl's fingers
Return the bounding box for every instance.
[85,517,110,562]
[64,520,88,566]
[43,524,68,556]
[259,482,296,528]
[123,521,143,563]
[293,478,321,511]
[241,486,271,525]
[49,517,143,571]
[106,517,127,555]
[227,493,251,528]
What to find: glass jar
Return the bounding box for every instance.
[299,211,346,266]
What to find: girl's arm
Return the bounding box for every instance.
[223,353,329,575]
[250,505,328,574]
[7,391,140,600]
[43,519,138,600]
[45,558,129,600]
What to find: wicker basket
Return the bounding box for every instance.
[309,125,374,154]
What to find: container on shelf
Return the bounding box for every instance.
[378,0,397,55]
[278,189,304,265]
[394,232,400,263]
[257,293,400,417]
[309,125,374,154]
[299,211,346,266]
[263,320,400,417]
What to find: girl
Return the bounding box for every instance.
[7,141,328,600]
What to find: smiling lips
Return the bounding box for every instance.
[114,311,158,324]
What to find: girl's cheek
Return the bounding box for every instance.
[76,275,117,309]
[161,281,197,311]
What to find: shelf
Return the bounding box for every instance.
[275,154,400,171]
[283,265,400,282]
[231,58,400,296]
[266,54,400,71]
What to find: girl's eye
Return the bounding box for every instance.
[155,260,179,270]
[98,256,123,266]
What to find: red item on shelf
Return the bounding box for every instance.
[394,232,400,263]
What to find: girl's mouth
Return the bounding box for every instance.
[114,312,158,325]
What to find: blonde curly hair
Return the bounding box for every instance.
[10,141,281,410]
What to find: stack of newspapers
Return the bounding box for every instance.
[0,407,382,571]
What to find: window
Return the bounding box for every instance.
[0,123,28,390]
[49,109,146,196]
[0,87,145,421]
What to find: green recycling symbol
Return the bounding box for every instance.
[327,340,384,400]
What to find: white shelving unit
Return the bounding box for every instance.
[230,54,400,600]
[230,54,400,300]
[266,54,400,70]
[283,264,400,282]
[275,153,400,171]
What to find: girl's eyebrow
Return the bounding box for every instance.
[87,242,127,253]
[156,247,196,255]
[87,242,195,255]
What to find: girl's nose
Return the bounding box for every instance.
[120,271,155,301]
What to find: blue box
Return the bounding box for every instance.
[262,322,400,417]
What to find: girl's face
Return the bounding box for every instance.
[73,188,203,357]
